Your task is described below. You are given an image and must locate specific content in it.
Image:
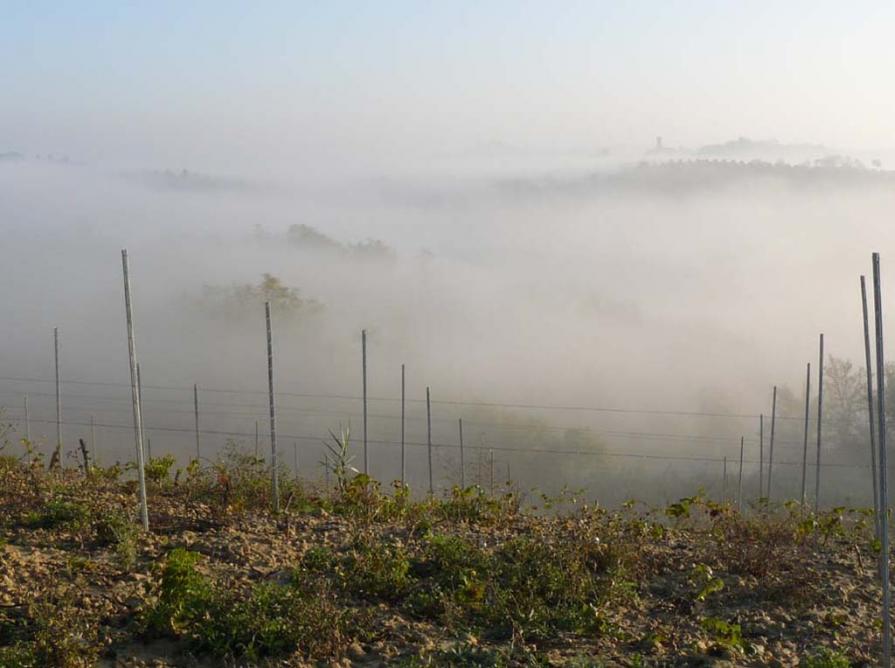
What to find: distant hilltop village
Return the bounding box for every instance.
[644,136,882,170]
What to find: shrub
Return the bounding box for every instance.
[92,509,138,569]
[22,499,89,532]
[146,548,358,661]
[144,549,214,635]
[803,648,851,668]
[143,455,176,485]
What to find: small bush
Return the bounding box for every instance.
[342,534,411,601]
[0,643,38,668]
[144,549,214,635]
[22,499,89,531]
[92,509,138,569]
[146,547,358,661]
[143,455,176,485]
[803,648,851,668]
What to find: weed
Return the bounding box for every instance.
[803,648,851,668]
[143,454,176,485]
[342,534,411,601]
[690,563,724,602]
[322,425,357,493]
[146,547,358,661]
[699,616,743,655]
[93,508,138,569]
[27,587,102,667]
[144,549,214,635]
[22,499,89,532]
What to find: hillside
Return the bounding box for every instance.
[0,449,883,667]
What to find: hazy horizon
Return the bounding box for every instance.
[2,2,894,506]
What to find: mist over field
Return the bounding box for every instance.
[4,2,895,510]
[1,147,893,507]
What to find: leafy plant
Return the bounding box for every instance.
[144,549,214,635]
[700,616,743,654]
[22,499,89,532]
[803,648,851,668]
[690,563,724,602]
[143,454,176,485]
[322,425,357,493]
[93,508,138,569]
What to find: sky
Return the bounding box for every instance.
[3,1,895,174]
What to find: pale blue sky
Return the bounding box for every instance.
[2,2,894,171]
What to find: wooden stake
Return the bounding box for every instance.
[121,249,149,531]
[265,302,280,513]
[737,436,744,512]
[872,253,891,667]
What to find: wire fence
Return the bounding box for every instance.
[0,371,881,508]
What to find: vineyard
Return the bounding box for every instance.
[0,447,882,666]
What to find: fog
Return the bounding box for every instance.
[2,146,894,508]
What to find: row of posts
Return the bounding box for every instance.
[26,249,895,665]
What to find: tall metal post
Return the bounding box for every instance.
[265,302,280,513]
[459,418,465,489]
[768,386,777,499]
[872,253,891,667]
[489,449,494,497]
[815,333,825,512]
[54,327,62,466]
[759,413,764,498]
[862,275,881,536]
[427,386,433,495]
[801,362,812,506]
[362,329,368,476]
[255,420,259,459]
[121,249,149,530]
[193,384,201,461]
[722,456,727,501]
[737,435,744,512]
[401,364,406,485]
[294,441,299,477]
